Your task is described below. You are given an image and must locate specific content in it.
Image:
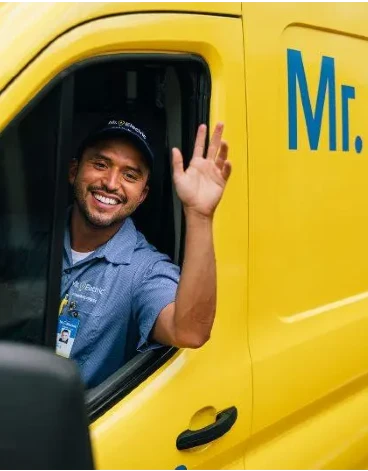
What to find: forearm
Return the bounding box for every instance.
[152,122,230,348]
[173,210,216,347]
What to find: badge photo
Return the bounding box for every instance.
[56,314,80,359]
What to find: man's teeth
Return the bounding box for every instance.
[93,193,119,205]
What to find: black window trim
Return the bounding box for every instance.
[43,74,75,347]
[0,52,211,421]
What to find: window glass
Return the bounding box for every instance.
[0,86,60,344]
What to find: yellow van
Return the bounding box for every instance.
[1,2,368,469]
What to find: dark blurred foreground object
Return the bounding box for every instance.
[0,342,94,470]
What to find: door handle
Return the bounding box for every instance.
[176,406,237,450]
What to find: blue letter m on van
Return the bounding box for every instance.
[287,49,336,150]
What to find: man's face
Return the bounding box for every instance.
[61,331,69,341]
[69,138,150,228]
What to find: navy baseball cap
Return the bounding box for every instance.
[76,118,154,170]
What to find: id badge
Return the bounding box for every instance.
[56,314,80,359]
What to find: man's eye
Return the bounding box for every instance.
[124,172,138,181]
[94,162,107,169]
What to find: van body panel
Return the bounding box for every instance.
[1,2,368,469]
[0,2,240,93]
[0,12,250,470]
[242,3,368,468]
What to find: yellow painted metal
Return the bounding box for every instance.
[2,1,368,469]
[242,3,368,469]
[0,2,240,93]
[0,10,250,470]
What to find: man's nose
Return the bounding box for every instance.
[103,169,120,191]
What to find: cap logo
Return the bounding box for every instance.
[108,119,146,140]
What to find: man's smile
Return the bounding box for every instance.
[92,192,121,206]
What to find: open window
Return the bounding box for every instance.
[71,56,210,266]
[0,54,210,420]
[71,56,210,419]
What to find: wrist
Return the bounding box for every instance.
[184,207,214,224]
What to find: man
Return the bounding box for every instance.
[58,329,70,344]
[58,118,231,388]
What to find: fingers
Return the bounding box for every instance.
[192,124,207,159]
[172,147,184,179]
[215,141,228,171]
[190,122,228,169]
[207,122,224,160]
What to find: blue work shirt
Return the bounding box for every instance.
[60,217,180,388]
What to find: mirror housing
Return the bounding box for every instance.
[0,342,94,470]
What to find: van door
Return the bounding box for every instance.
[243,3,368,469]
[0,11,251,470]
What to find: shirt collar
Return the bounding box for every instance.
[64,211,137,266]
[97,217,137,265]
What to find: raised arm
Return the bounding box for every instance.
[152,123,231,348]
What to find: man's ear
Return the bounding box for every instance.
[138,184,149,206]
[69,159,78,185]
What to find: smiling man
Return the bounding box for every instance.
[58,118,231,388]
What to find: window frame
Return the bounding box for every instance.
[0,75,74,348]
[0,52,211,420]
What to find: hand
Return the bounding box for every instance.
[172,122,232,218]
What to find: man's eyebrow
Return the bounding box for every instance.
[91,153,112,163]
[125,165,143,176]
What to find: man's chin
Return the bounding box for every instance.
[84,210,124,229]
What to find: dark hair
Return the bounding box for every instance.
[61,329,69,335]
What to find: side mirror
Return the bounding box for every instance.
[0,342,94,470]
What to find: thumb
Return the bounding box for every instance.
[172,148,184,180]
[222,161,232,182]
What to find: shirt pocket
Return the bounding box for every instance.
[68,303,100,365]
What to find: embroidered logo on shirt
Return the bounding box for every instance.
[72,280,105,295]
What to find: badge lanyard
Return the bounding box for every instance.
[56,295,80,359]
